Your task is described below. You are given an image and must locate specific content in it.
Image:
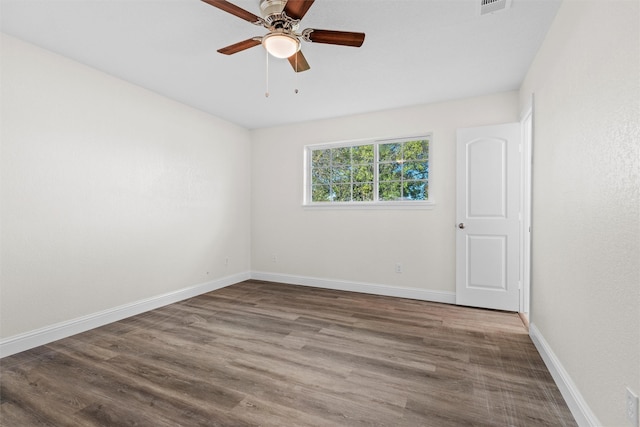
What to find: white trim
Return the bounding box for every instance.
[304,134,432,151]
[0,272,250,358]
[303,201,436,210]
[529,323,600,427]
[251,271,456,304]
[519,98,533,316]
[0,271,453,358]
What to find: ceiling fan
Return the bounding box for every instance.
[202,0,365,72]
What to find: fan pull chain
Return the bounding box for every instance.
[265,49,270,98]
[294,54,299,94]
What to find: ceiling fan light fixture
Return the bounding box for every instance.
[262,33,300,59]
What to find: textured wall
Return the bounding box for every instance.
[0,34,252,338]
[519,1,640,425]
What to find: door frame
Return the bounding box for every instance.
[519,96,534,320]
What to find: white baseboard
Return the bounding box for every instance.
[0,271,452,358]
[251,271,456,304]
[529,323,601,427]
[0,272,250,358]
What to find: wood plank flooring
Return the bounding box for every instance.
[1,280,576,426]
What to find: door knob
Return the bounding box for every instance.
[458,223,465,229]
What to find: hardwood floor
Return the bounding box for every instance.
[1,280,576,426]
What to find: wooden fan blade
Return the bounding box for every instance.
[218,38,262,55]
[284,0,315,20]
[288,50,310,72]
[201,0,261,24]
[306,29,365,47]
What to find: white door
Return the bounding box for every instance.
[456,123,521,311]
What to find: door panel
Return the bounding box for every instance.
[467,138,506,218]
[468,235,506,290]
[456,123,520,311]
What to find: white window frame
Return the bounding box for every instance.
[303,135,435,209]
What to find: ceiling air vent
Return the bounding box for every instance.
[479,0,512,15]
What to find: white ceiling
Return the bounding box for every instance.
[0,0,561,129]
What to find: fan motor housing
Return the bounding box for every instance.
[259,0,299,30]
[259,0,285,18]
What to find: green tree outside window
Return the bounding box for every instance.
[309,137,429,203]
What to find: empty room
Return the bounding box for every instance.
[1,0,638,426]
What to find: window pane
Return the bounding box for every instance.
[353,183,374,201]
[308,136,430,204]
[352,144,374,163]
[403,181,427,200]
[353,165,373,183]
[331,147,351,165]
[379,181,402,201]
[403,161,428,180]
[312,185,331,202]
[379,162,402,181]
[331,166,351,183]
[403,140,429,161]
[312,167,330,185]
[312,149,330,167]
[379,142,402,161]
[332,184,352,202]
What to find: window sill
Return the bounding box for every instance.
[302,201,436,210]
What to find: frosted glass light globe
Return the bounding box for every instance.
[263,33,300,59]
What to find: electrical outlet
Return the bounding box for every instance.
[224,257,229,267]
[271,254,277,263]
[395,263,402,273]
[627,387,639,426]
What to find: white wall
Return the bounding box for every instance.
[519,1,640,425]
[251,92,518,297]
[0,34,252,339]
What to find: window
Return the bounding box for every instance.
[305,136,431,206]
